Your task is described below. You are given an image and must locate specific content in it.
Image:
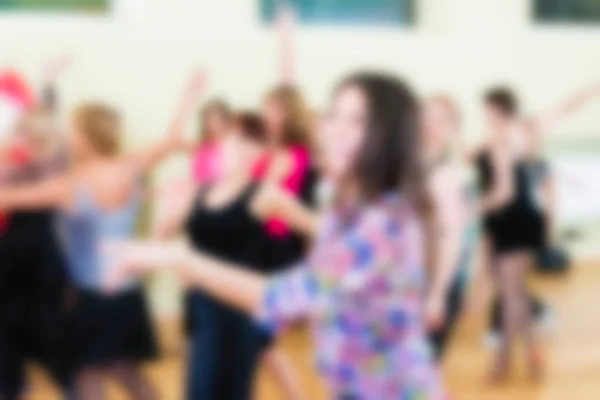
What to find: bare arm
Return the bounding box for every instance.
[251,184,320,238]
[426,165,466,327]
[41,54,73,114]
[105,241,267,315]
[132,69,208,173]
[151,179,197,239]
[178,250,267,314]
[534,83,600,135]
[0,173,73,210]
[277,5,296,84]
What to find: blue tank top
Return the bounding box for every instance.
[60,183,141,291]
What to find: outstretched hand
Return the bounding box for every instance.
[183,68,209,100]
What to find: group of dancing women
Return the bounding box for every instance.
[1,51,599,399]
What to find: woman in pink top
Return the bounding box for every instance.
[191,99,233,185]
[258,84,313,243]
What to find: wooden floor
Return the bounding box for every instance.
[29,260,600,399]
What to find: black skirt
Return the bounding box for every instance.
[484,204,544,255]
[64,287,158,370]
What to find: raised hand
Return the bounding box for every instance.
[276,3,297,84]
[167,67,209,145]
[42,53,74,85]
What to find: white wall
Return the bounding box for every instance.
[2,0,599,315]
[2,0,600,141]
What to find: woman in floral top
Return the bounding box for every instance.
[106,72,446,399]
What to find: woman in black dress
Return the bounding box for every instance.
[473,87,546,381]
[473,84,600,381]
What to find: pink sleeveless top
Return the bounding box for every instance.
[253,146,310,238]
[192,142,222,185]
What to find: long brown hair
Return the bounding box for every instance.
[337,72,436,273]
[264,84,311,147]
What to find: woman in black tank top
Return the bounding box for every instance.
[152,113,310,399]
[184,183,270,399]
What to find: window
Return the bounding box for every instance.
[260,0,415,26]
[0,0,110,14]
[534,0,600,23]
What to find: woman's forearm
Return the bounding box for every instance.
[178,250,268,316]
[0,177,68,210]
[430,232,463,301]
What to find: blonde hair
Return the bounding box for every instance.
[73,103,121,156]
[265,84,311,147]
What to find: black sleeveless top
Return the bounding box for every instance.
[476,151,544,253]
[477,151,537,212]
[185,183,266,269]
[183,183,274,398]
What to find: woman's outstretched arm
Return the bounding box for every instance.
[0,172,74,210]
[132,69,208,173]
[533,83,600,135]
[105,240,316,330]
[105,241,267,314]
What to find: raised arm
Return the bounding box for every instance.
[277,4,297,84]
[104,239,316,333]
[425,164,467,329]
[533,82,600,135]
[151,178,197,239]
[132,69,208,173]
[41,53,73,114]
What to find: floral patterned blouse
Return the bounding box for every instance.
[257,195,445,399]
